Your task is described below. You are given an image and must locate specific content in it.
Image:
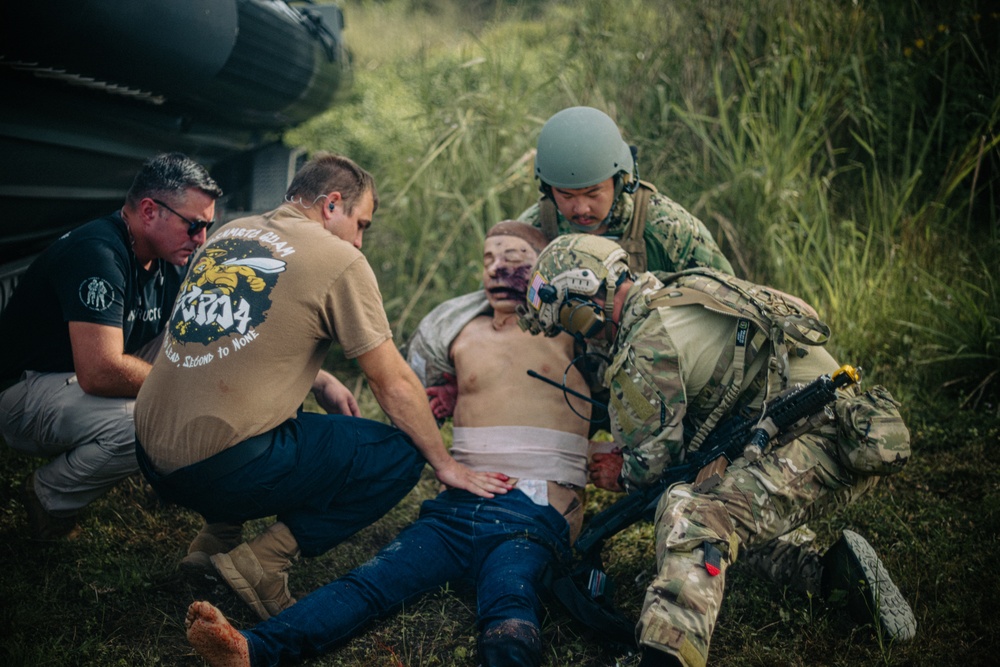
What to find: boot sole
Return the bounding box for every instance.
[829,529,917,642]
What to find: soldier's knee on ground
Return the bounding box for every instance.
[478,618,542,667]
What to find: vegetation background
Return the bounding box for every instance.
[2,0,998,665]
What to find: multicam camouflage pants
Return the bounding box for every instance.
[636,425,881,667]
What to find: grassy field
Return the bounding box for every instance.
[2,404,998,666]
[2,0,999,665]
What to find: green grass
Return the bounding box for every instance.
[3,0,999,665]
[3,409,998,666]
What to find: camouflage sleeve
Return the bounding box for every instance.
[517,202,541,228]
[607,311,689,490]
[643,194,734,274]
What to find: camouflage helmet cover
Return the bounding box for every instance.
[534,106,635,190]
[521,234,629,337]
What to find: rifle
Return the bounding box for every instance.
[551,364,861,645]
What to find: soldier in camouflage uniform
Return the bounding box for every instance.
[517,106,733,275]
[520,234,915,667]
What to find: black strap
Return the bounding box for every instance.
[135,429,275,489]
[545,559,637,647]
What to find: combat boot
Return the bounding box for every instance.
[211,521,300,620]
[22,472,80,541]
[821,529,917,642]
[179,521,244,577]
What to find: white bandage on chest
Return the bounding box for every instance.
[451,425,589,488]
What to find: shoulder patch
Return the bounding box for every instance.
[79,277,114,312]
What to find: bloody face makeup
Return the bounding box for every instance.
[482,235,539,313]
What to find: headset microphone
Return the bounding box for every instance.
[328,202,335,212]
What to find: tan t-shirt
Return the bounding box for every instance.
[135,206,391,472]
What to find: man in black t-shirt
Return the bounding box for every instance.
[0,153,222,539]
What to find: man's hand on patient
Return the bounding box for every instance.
[435,458,512,498]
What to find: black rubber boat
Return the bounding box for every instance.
[0,0,350,276]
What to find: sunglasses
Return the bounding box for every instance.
[152,198,213,237]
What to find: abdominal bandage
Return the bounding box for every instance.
[451,425,588,489]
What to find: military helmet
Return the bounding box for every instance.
[534,107,635,190]
[521,234,630,338]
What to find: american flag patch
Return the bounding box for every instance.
[527,271,546,309]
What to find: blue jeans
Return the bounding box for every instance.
[140,412,426,557]
[243,488,572,667]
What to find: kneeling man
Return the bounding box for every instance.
[186,221,594,667]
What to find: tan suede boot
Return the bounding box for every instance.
[179,521,245,576]
[210,521,300,621]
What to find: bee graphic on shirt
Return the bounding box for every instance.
[172,244,285,343]
[190,248,285,295]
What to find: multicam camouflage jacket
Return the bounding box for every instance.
[517,188,734,275]
[604,270,836,491]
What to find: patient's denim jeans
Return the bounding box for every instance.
[243,488,571,667]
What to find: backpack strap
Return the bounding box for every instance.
[539,197,560,241]
[647,287,770,448]
[644,272,830,450]
[619,180,656,273]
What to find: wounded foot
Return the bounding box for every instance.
[186,600,251,667]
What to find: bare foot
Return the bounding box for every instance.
[186,600,251,667]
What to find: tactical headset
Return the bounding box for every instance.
[556,295,608,340]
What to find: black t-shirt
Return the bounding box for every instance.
[0,212,184,380]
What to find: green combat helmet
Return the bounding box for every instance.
[521,234,630,339]
[534,106,638,192]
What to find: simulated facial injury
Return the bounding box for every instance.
[483,221,550,312]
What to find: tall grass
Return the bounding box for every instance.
[294,0,999,404]
[3,2,1000,667]
[292,6,565,339]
